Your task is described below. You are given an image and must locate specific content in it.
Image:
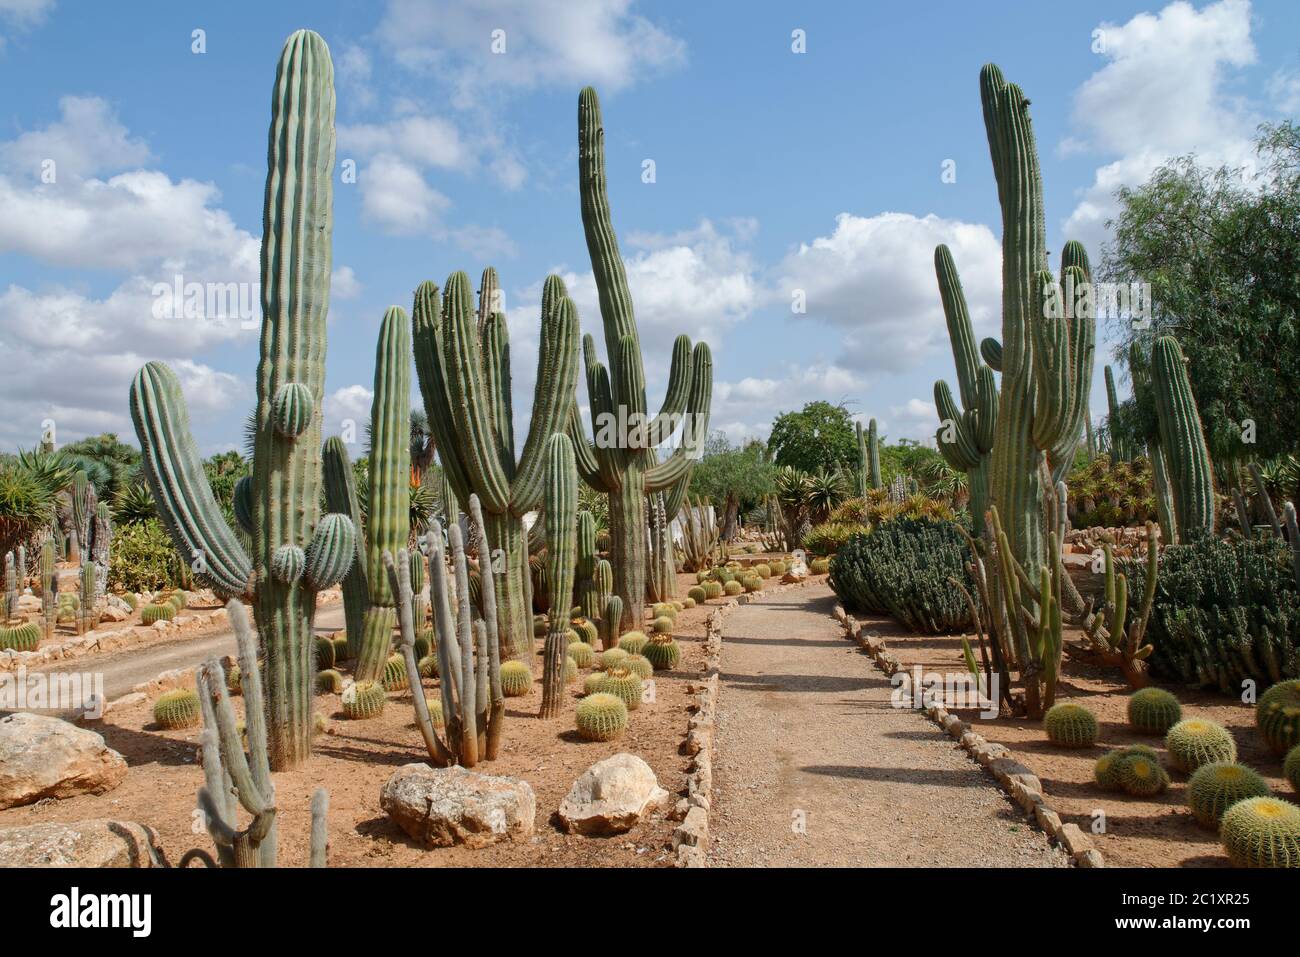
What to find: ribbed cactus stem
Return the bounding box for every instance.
[541,434,578,717]
[867,418,881,489]
[1104,365,1126,461]
[39,540,55,640]
[1284,503,1300,590]
[77,561,96,635]
[3,552,16,622]
[1248,461,1283,538]
[321,437,368,658]
[576,510,599,619]
[1151,336,1215,540]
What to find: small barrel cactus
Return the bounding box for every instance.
[619,631,648,656]
[1283,745,1299,795]
[651,615,674,634]
[1256,680,1300,755]
[226,662,242,694]
[1043,703,1098,748]
[141,603,175,625]
[1186,763,1271,828]
[703,581,723,600]
[501,660,533,697]
[771,560,787,575]
[567,641,594,668]
[1117,753,1169,797]
[314,635,335,670]
[643,634,681,671]
[533,615,548,638]
[572,619,599,645]
[331,635,350,662]
[597,667,642,711]
[0,622,41,651]
[583,672,606,695]
[1166,719,1237,773]
[810,557,830,574]
[1219,797,1300,868]
[651,602,676,620]
[565,655,578,684]
[315,669,345,694]
[682,597,696,609]
[742,575,762,593]
[723,580,743,597]
[424,697,444,729]
[412,630,431,662]
[1095,745,1160,791]
[417,654,439,679]
[342,680,386,719]
[623,653,653,680]
[153,688,200,729]
[575,692,628,742]
[754,563,772,578]
[687,585,707,603]
[1127,687,1182,734]
[381,653,409,692]
[596,647,629,670]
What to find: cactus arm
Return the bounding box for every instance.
[640,334,693,448]
[388,548,455,765]
[645,342,712,493]
[1248,462,1282,537]
[412,280,474,508]
[935,245,981,408]
[480,312,516,469]
[867,418,882,489]
[568,407,608,491]
[980,337,1003,371]
[510,296,580,513]
[581,348,623,489]
[540,434,578,718]
[934,380,981,469]
[130,362,252,598]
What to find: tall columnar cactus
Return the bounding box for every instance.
[412,271,579,661]
[39,539,55,640]
[541,435,578,717]
[576,511,600,620]
[1151,335,1215,540]
[185,601,328,868]
[933,244,998,538]
[1103,365,1128,461]
[678,496,720,572]
[867,418,881,489]
[978,64,1095,581]
[566,86,713,631]
[2,552,16,621]
[76,561,97,635]
[91,502,111,599]
[646,491,676,603]
[321,436,368,659]
[354,306,411,682]
[69,470,94,564]
[1127,342,1178,545]
[129,31,355,769]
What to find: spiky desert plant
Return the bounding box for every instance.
[1,551,16,622]
[76,561,97,634]
[412,267,579,664]
[1219,797,1300,868]
[686,585,706,604]
[575,692,628,742]
[342,680,385,720]
[381,653,408,692]
[571,618,598,645]
[39,540,55,640]
[723,580,743,597]
[596,647,629,670]
[678,496,720,573]
[539,435,579,717]
[643,633,681,671]
[651,615,674,634]
[1117,753,1170,797]
[500,661,531,697]
[566,87,712,633]
[1127,686,1181,734]
[0,622,40,651]
[141,603,175,625]
[1151,336,1215,540]
[321,437,368,660]
[330,634,349,662]
[1257,680,1300,755]
[153,688,201,730]
[1186,763,1271,828]
[130,31,356,769]
[623,653,653,680]
[186,600,328,868]
[619,631,648,656]
[1284,745,1300,794]
[646,491,677,604]
[1166,719,1237,773]
[567,640,594,668]
[314,635,335,671]
[703,581,723,600]
[315,669,344,694]
[596,667,642,711]
[575,511,602,620]
[1078,522,1159,688]
[1043,703,1098,748]
[1103,365,1128,462]
[583,672,605,695]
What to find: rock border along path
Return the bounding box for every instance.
[705,582,1070,868]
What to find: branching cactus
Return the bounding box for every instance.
[183,600,329,868]
[852,419,882,495]
[321,436,368,659]
[412,271,579,661]
[678,496,720,572]
[541,435,578,717]
[39,540,55,640]
[1078,522,1159,687]
[566,86,713,630]
[1151,335,1215,540]
[129,31,355,769]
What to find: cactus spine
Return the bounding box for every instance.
[1151,335,1215,540]
[355,306,411,682]
[541,435,578,717]
[129,31,355,769]
[321,437,369,659]
[412,271,579,661]
[567,87,713,632]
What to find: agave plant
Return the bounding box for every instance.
[804,469,849,523]
[0,464,57,557]
[112,482,157,525]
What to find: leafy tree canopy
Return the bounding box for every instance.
[689,432,774,511]
[767,401,857,474]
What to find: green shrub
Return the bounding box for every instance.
[804,521,870,557]
[828,519,974,634]
[0,463,57,558]
[108,518,186,593]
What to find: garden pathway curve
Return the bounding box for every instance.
[708,583,1068,867]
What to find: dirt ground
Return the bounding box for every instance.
[846,581,1294,868]
[709,583,1068,867]
[0,573,719,868]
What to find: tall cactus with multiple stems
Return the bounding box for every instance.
[1104,365,1129,461]
[853,419,881,496]
[321,436,368,659]
[412,271,579,663]
[1125,341,1178,544]
[129,31,355,769]
[1151,335,1215,539]
[540,435,578,717]
[567,87,713,630]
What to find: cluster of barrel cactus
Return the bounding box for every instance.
[1094,744,1169,797]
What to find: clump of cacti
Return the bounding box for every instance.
[575,692,628,742]
[1117,753,1170,797]
[1257,680,1300,755]
[0,622,40,651]
[501,660,532,697]
[315,669,344,694]
[597,667,642,711]
[342,680,386,720]
[1186,763,1271,828]
[153,688,201,730]
[141,603,175,625]
[1043,703,1098,748]
[643,634,681,671]
[567,641,594,668]
[1094,745,1159,791]
[1219,797,1300,868]
[1127,687,1182,735]
[1166,719,1237,773]
[678,497,721,573]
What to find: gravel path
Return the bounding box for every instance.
[708,584,1068,867]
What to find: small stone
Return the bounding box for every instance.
[558,754,669,836]
[673,805,708,850]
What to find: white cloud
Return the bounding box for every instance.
[775,212,1001,371]
[358,153,452,234]
[0,95,148,181]
[331,266,362,300]
[323,384,374,437]
[340,114,471,171]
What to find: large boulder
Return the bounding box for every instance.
[0,713,127,809]
[559,753,669,835]
[0,820,162,867]
[380,763,535,849]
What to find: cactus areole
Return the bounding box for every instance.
[128,31,355,769]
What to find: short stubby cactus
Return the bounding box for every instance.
[723,580,743,597]
[596,647,629,671]
[643,634,681,671]
[565,655,578,683]
[742,575,762,593]
[1284,746,1300,794]
[1117,754,1169,797]
[682,597,696,609]
[1256,680,1300,755]
[810,558,830,575]
[687,585,706,604]
[315,669,344,694]
[651,603,675,621]
[331,635,349,662]
[141,603,175,625]
[651,615,674,634]
[624,654,653,680]
[583,672,606,695]
[423,697,444,730]
[1043,703,1098,748]
[314,635,335,670]
[226,662,242,694]
[1219,797,1300,868]
[500,660,532,698]
[1095,745,1159,791]
[572,619,598,645]
[417,654,439,679]
[1167,719,1237,773]
[0,622,40,651]
[703,581,723,600]
[576,692,628,742]
[381,653,409,692]
[1127,687,1182,735]
[1186,763,1271,828]
[597,667,642,711]
[616,630,647,656]
[342,680,386,720]
[153,688,201,730]
[567,640,594,669]
[754,563,771,579]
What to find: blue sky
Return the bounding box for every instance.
[1,0,1297,456]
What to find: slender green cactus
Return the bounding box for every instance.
[1151,336,1215,540]
[412,271,579,661]
[575,511,600,620]
[129,31,354,769]
[76,561,96,634]
[3,551,16,621]
[1128,342,1177,545]
[867,418,881,489]
[566,87,713,632]
[541,434,578,717]
[355,306,411,682]
[853,421,868,497]
[321,437,369,659]
[933,244,998,538]
[1104,365,1127,461]
[39,540,55,640]
[646,491,676,603]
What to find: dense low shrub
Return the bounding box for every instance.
[828,518,974,634]
[803,521,869,557]
[1140,534,1299,691]
[108,518,185,593]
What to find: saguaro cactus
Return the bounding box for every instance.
[1151,335,1215,539]
[853,419,882,496]
[412,271,579,661]
[129,31,354,769]
[566,86,713,630]
[540,435,578,717]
